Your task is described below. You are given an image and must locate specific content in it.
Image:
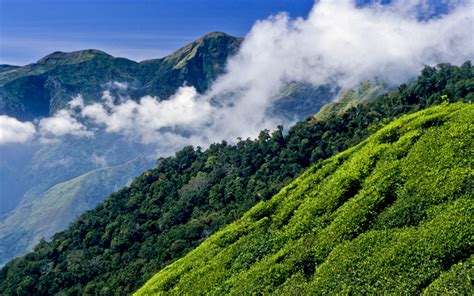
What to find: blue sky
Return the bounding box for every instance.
[0,0,314,65]
[0,0,459,65]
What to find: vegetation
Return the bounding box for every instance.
[0,130,158,266]
[0,62,472,295]
[138,102,473,295]
[0,32,241,265]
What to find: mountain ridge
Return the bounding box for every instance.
[0,65,20,73]
[37,49,112,65]
[0,32,243,120]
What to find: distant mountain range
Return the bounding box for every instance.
[0,32,242,121]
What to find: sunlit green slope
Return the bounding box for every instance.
[137,102,473,295]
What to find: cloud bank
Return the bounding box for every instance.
[0,115,36,144]
[39,109,93,139]
[1,0,472,150]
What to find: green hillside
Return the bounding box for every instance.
[0,63,471,295]
[138,102,473,295]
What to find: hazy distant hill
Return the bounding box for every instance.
[0,156,152,267]
[0,65,19,73]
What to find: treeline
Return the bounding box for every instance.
[0,62,472,295]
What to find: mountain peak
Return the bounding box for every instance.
[199,31,232,40]
[38,49,112,65]
[140,32,242,65]
[161,32,242,69]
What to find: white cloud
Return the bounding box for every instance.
[40,0,474,148]
[0,115,36,144]
[68,95,85,109]
[81,87,213,144]
[38,109,92,139]
[192,0,472,142]
[211,0,473,94]
[112,0,470,146]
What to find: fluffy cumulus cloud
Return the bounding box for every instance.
[2,0,473,149]
[81,88,211,143]
[38,109,92,140]
[213,0,473,93]
[0,115,36,144]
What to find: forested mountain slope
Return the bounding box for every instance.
[0,62,472,295]
[138,102,473,295]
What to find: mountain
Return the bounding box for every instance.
[0,32,242,265]
[139,32,243,98]
[0,32,242,121]
[0,31,339,267]
[0,49,138,121]
[313,82,386,122]
[270,82,338,121]
[0,131,157,266]
[0,32,335,123]
[0,143,38,216]
[138,102,473,295]
[0,62,471,295]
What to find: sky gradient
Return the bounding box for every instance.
[0,0,314,65]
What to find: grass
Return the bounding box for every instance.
[136,102,473,295]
